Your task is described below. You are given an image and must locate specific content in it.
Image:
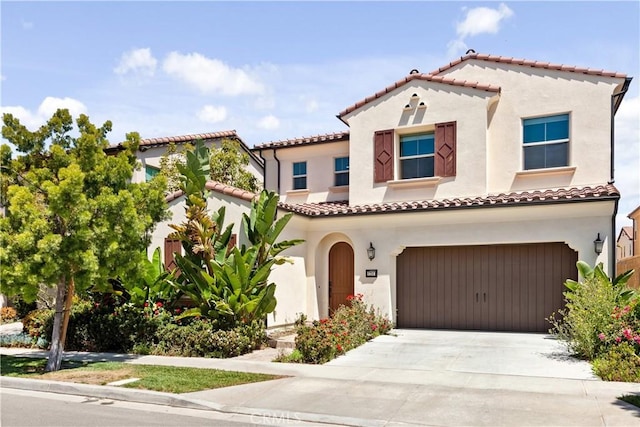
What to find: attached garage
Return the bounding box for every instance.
[396,242,578,332]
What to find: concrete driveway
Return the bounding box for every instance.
[327,329,597,380]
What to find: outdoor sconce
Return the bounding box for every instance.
[594,233,604,255]
[367,242,376,261]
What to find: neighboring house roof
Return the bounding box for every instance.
[429,52,628,79]
[278,185,619,218]
[618,226,634,241]
[106,130,264,167]
[252,131,350,151]
[338,73,501,119]
[165,180,256,204]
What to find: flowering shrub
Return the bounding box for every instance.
[0,307,18,323]
[294,294,392,364]
[549,261,639,381]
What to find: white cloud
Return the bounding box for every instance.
[1,97,88,131]
[257,115,280,130]
[162,51,264,96]
[114,48,157,77]
[448,3,514,58]
[21,20,34,30]
[305,99,319,113]
[456,3,513,38]
[197,105,227,123]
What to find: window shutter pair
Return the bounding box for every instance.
[374,121,457,182]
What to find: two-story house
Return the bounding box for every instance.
[253,52,632,332]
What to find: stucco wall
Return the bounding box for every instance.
[299,200,615,322]
[436,60,623,193]
[343,83,495,205]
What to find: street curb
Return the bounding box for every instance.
[0,376,388,427]
[0,376,222,412]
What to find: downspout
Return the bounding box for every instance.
[609,77,632,276]
[258,149,266,190]
[273,148,281,195]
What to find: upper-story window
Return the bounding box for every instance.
[399,133,435,179]
[523,114,569,170]
[334,157,349,186]
[292,161,307,190]
[145,165,160,182]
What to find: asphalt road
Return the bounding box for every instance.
[0,388,273,427]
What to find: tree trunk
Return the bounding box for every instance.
[45,276,68,372]
[59,277,75,346]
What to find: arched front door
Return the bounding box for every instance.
[329,242,354,312]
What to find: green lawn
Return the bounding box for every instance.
[0,355,282,393]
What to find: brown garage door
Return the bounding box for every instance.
[396,243,577,332]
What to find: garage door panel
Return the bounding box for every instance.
[397,243,577,332]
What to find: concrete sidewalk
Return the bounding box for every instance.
[2,332,640,426]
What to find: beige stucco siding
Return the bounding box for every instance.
[437,60,623,192]
[344,82,496,205]
[298,200,614,322]
[259,141,350,204]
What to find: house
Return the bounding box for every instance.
[106,130,264,185]
[617,226,634,260]
[618,206,640,288]
[251,52,632,332]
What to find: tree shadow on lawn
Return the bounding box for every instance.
[4,350,142,364]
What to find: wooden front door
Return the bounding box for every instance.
[329,242,354,312]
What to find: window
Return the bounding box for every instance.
[292,161,307,190]
[400,133,435,179]
[334,157,349,186]
[145,165,160,182]
[523,114,569,170]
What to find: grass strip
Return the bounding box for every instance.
[1,356,281,393]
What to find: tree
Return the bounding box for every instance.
[168,141,303,327]
[209,139,261,193]
[0,109,168,371]
[159,138,260,194]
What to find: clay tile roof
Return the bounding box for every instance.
[165,180,256,204]
[338,73,500,118]
[106,130,242,153]
[138,130,240,149]
[252,130,350,150]
[277,185,619,217]
[430,52,627,79]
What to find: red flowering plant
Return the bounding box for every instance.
[596,301,640,355]
[294,293,393,364]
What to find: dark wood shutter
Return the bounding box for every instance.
[435,121,456,177]
[374,129,394,182]
[164,238,182,272]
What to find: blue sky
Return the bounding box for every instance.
[1,1,639,228]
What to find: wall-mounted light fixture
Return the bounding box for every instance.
[367,242,376,261]
[594,233,604,255]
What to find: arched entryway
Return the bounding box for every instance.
[329,242,354,312]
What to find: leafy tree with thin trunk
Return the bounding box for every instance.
[0,110,168,371]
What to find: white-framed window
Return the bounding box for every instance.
[399,133,435,179]
[523,113,569,170]
[292,161,307,190]
[334,157,349,186]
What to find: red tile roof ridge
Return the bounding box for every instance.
[139,130,239,147]
[253,130,350,150]
[430,53,627,79]
[165,180,256,204]
[278,184,619,217]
